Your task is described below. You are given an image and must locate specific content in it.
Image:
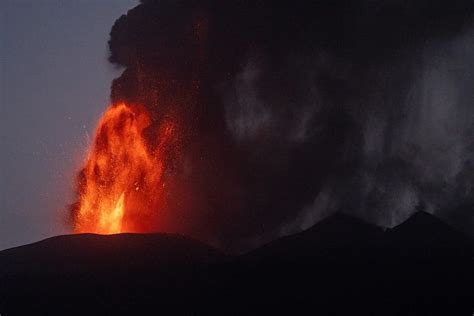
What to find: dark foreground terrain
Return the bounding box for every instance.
[1,212,473,315]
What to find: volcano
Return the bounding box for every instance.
[1,211,472,315]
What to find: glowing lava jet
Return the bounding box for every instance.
[72,103,176,234]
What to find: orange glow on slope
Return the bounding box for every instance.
[73,103,175,234]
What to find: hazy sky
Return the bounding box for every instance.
[1,0,137,250]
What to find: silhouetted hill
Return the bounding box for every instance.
[0,232,225,277]
[0,233,226,315]
[1,212,472,315]
[243,213,385,262]
[388,211,472,247]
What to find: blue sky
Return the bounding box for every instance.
[1,0,137,250]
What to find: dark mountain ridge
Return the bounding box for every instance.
[1,211,472,315]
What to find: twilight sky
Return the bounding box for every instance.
[1,0,137,250]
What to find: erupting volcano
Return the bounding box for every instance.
[60,0,474,246]
[72,103,177,234]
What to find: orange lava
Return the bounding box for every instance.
[73,103,175,234]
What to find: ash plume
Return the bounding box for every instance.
[99,0,474,250]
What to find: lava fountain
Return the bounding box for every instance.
[72,103,176,234]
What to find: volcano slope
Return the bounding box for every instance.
[1,211,472,315]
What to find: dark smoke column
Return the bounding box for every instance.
[97,0,474,250]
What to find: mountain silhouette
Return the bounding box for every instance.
[241,213,385,263]
[389,211,471,246]
[1,212,472,315]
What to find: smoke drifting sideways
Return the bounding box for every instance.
[98,0,474,250]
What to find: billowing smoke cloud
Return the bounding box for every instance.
[282,27,474,238]
[105,0,474,250]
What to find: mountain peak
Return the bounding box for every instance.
[299,212,384,240]
[400,211,445,227]
[389,211,469,246]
